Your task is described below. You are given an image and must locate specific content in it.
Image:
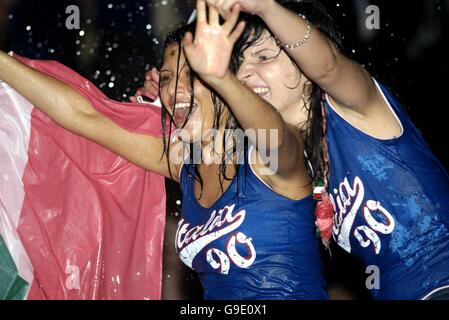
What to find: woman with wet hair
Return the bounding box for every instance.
[139,0,449,301]
[197,0,449,300]
[0,1,329,300]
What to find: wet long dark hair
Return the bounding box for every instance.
[231,0,343,187]
[160,23,244,198]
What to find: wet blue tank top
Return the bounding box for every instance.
[176,146,328,300]
[326,80,449,299]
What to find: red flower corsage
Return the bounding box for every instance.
[313,183,334,249]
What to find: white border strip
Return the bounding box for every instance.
[0,81,35,296]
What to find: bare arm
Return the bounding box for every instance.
[206,71,304,176]
[257,0,378,113]
[183,1,304,176]
[0,51,179,180]
[209,0,381,115]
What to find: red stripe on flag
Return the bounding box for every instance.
[13,55,166,299]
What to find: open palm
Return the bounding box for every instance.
[182,0,245,82]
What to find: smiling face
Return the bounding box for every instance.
[236,30,310,128]
[159,43,216,143]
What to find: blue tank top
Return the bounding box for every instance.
[176,146,329,300]
[326,80,449,299]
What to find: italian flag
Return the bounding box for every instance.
[0,54,166,299]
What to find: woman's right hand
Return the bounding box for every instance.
[129,67,160,103]
[182,1,245,84]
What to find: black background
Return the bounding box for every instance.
[1,0,448,299]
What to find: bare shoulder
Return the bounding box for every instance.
[328,85,403,140]
[250,145,312,201]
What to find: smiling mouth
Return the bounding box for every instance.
[252,87,270,99]
[173,103,198,127]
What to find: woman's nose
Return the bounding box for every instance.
[236,61,255,84]
[167,75,188,97]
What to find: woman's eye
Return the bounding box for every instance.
[258,55,274,62]
[160,74,172,83]
[252,49,278,63]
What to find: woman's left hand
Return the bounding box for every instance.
[182,0,245,84]
[206,0,273,19]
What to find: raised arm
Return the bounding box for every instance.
[183,1,304,176]
[208,0,382,115]
[0,51,179,180]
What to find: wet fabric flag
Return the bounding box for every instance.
[0,54,166,299]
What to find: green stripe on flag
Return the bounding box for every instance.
[0,235,29,300]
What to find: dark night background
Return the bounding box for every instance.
[1,0,448,299]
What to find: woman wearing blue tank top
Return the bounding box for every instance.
[196,0,449,299]
[0,2,329,299]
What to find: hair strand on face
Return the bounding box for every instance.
[231,0,343,187]
[161,23,247,198]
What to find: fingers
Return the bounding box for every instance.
[223,3,241,34]
[151,67,160,81]
[182,31,195,60]
[209,4,220,25]
[196,0,207,23]
[146,68,160,98]
[144,81,159,99]
[229,20,246,44]
[139,67,160,101]
[207,0,237,19]
[146,67,159,82]
[206,0,223,11]
[183,31,194,47]
[221,0,237,19]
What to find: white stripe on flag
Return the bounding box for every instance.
[0,80,35,292]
